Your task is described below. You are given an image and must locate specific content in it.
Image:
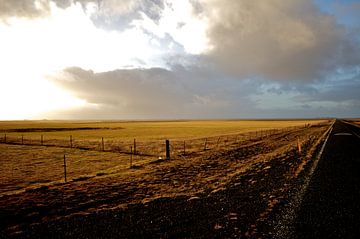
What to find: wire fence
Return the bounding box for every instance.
[0,121,332,194]
[0,122,329,159]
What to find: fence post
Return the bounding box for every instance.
[41,135,43,145]
[63,155,67,183]
[133,139,136,155]
[101,137,104,151]
[165,140,170,159]
[70,135,73,148]
[216,137,220,147]
[204,138,208,151]
[21,135,24,145]
[130,146,133,168]
[183,140,186,155]
[4,133,6,143]
[297,137,302,155]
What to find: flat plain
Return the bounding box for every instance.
[0,119,325,140]
[0,119,332,238]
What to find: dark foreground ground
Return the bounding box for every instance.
[292,120,360,238]
[0,122,347,238]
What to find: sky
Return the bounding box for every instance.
[0,0,359,120]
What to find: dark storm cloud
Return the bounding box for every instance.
[258,73,360,118]
[61,67,184,111]
[198,0,360,82]
[49,66,262,119]
[49,65,360,119]
[296,75,360,103]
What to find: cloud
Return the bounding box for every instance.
[48,66,263,119]
[2,1,359,82]
[0,0,165,30]
[330,1,360,28]
[196,0,360,81]
[296,74,360,103]
[0,0,93,20]
[0,0,50,19]
[254,72,360,118]
[47,65,360,119]
[88,0,166,31]
[1,0,360,119]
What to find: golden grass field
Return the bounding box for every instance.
[0,119,327,140]
[0,119,333,237]
[0,119,329,195]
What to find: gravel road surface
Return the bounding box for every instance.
[292,120,360,238]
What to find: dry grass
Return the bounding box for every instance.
[0,120,333,236]
[0,119,330,197]
[0,144,150,195]
[0,119,327,141]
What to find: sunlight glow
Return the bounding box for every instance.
[0,69,86,120]
[134,0,211,55]
[0,0,212,120]
[0,2,162,120]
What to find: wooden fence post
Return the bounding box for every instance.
[183,140,186,155]
[216,137,221,147]
[130,146,133,168]
[41,135,43,145]
[133,139,136,155]
[204,138,208,151]
[297,137,302,155]
[101,137,104,151]
[165,140,170,160]
[63,155,67,183]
